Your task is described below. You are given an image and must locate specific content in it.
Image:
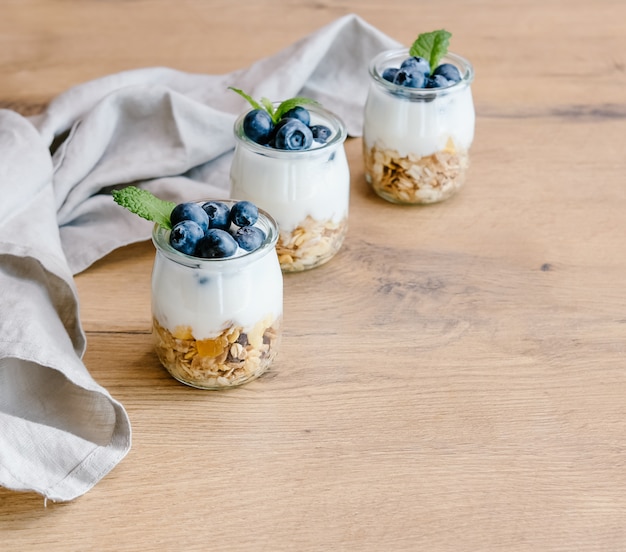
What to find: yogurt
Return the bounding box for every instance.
[363,50,475,204]
[151,201,283,389]
[230,105,350,272]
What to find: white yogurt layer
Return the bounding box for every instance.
[363,82,475,158]
[151,247,282,340]
[230,111,350,232]
[151,207,282,341]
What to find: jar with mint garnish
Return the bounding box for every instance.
[112,187,283,390]
[363,29,475,204]
[229,88,350,272]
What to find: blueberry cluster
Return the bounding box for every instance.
[243,106,332,151]
[169,200,265,258]
[382,56,461,89]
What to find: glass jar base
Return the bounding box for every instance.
[363,143,469,205]
[153,316,281,390]
[277,216,348,272]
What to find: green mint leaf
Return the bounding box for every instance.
[229,86,321,124]
[260,97,276,121]
[409,29,452,73]
[274,97,321,121]
[228,86,264,111]
[112,186,176,230]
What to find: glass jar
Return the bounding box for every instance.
[151,200,282,390]
[363,49,475,204]
[230,104,350,273]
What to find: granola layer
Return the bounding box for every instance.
[276,215,347,272]
[364,141,469,204]
[153,316,281,389]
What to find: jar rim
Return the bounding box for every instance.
[369,48,474,99]
[151,199,279,269]
[233,102,348,158]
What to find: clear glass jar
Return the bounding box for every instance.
[151,200,282,390]
[363,49,475,204]
[230,104,350,272]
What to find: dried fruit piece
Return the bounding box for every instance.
[196,337,227,358]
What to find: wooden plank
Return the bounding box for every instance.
[1,1,626,550]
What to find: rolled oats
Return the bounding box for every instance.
[363,141,469,204]
[153,316,281,389]
[276,215,347,272]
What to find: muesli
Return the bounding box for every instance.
[277,216,348,272]
[364,141,469,204]
[153,316,281,389]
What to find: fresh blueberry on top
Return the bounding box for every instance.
[281,106,311,126]
[232,226,266,252]
[243,109,274,145]
[273,118,313,150]
[202,201,231,230]
[310,124,332,143]
[195,229,238,258]
[170,202,210,232]
[393,67,426,88]
[432,63,462,83]
[400,56,430,77]
[382,67,399,82]
[169,220,205,255]
[425,74,450,88]
[230,200,259,227]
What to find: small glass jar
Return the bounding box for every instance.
[363,49,475,204]
[230,104,350,273]
[151,200,282,390]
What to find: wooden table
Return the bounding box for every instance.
[2,1,625,550]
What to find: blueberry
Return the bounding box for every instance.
[170,202,210,232]
[243,109,274,145]
[400,56,430,77]
[393,68,426,88]
[281,106,310,126]
[310,124,332,143]
[273,118,313,150]
[425,74,450,88]
[232,226,266,251]
[433,63,462,83]
[382,67,399,82]
[195,229,238,258]
[169,220,205,255]
[202,201,231,230]
[230,200,258,227]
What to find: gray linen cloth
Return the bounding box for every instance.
[0,14,399,501]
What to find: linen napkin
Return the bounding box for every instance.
[0,13,400,501]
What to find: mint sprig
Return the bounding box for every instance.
[112,186,176,230]
[409,29,452,74]
[229,86,320,124]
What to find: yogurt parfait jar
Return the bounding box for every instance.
[363,49,475,204]
[151,200,283,389]
[230,104,350,272]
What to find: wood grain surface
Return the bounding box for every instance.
[1,1,625,551]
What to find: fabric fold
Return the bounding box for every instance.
[0,111,131,501]
[35,13,400,275]
[0,13,399,501]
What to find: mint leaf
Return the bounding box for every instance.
[274,97,320,122]
[112,186,176,230]
[228,86,263,111]
[229,87,320,124]
[409,29,452,73]
[260,97,276,120]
